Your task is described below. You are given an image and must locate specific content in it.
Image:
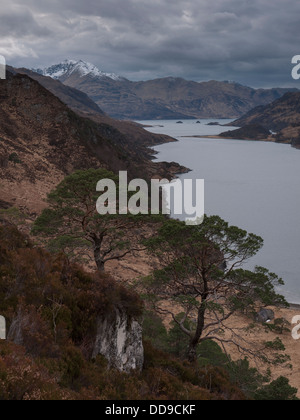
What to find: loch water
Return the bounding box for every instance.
[139,119,300,304]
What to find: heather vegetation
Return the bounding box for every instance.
[0,169,298,400]
[0,222,244,400]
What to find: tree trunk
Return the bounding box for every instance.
[95,256,105,272]
[187,295,207,363]
[187,346,198,363]
[93,237,105,272]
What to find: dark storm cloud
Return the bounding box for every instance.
[0,7,51,38]
[1,0,300,87]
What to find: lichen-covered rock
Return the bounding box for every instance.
[92,307,144,373]
[7,311,26,345]
[255,308,275,323]
[0,315,6,339]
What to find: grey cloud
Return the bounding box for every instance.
[2,0,300,87]
[0,6,51,38]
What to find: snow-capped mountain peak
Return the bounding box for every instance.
[33,60,124,81]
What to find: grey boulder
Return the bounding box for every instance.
[255,308,275,323]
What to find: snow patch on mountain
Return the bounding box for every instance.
[33,60,124,82]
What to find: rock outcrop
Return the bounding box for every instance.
[0,315,6,340]
[93,307,144,373]
[255,308,275,324]
[7,304,144,372]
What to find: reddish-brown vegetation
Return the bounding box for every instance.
[0,221,245,400]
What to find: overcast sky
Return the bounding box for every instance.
[1,0,300,87]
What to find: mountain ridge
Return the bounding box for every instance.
[33,59,125,82]
[33,60,299,120]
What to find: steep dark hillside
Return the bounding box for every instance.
[231,92,300,146]
[0,72,127,213]
[17,67,183,165]
[0,71,182,214]
[232,92,300,131]
[16,67,106,117]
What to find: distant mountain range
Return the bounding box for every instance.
[33,60,298,120]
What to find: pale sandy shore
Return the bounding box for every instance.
[182,134,276,142]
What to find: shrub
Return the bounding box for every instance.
[8,153,21,165]
[255,376,299,401]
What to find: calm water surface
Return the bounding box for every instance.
[138,119,300,304]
